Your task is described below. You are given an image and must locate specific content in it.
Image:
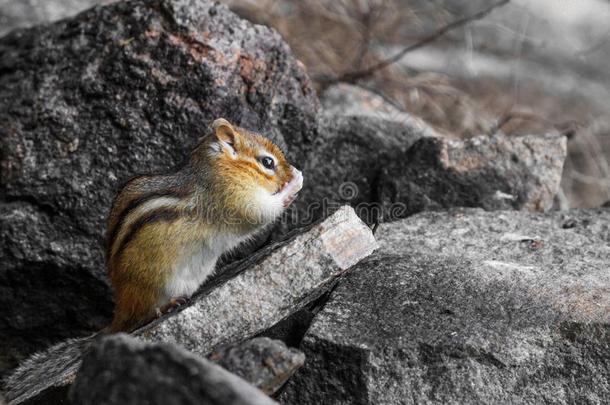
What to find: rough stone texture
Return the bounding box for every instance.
[70,333,277,405]
[281,208,610,405]
[290,114,428,226]
[292,117,567,227]
[3,206,376,405]
[209,337,305,395]
[320,83,438,137]
[0,0,114,37]
[378,133,567,220]
[0,0,318,376]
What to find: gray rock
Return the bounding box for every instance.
[70,333,277,405]
[291,114,427,227]
[320,83,439,137]
[209,337,305,395]
[0,0,114,37]
[281,208,610,404]
[378,133,567,219]
[294,116,566,227]
[0,0,317,376]
[4,206,376,404]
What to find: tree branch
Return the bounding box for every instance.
[319,0,511,84]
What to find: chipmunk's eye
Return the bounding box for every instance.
[260,156,275,171]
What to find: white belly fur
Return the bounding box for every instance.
[163,232,249,303]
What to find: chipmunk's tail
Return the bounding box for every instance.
[3,331,104,404]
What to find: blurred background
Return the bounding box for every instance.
[2,0,609,208]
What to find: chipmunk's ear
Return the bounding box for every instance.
[212,118,237,144]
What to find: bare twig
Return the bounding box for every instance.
[354,82,408,112]
[318,0,511,84]
[488,111,578,137]
[352,11,373,70]
[495,112,528,133]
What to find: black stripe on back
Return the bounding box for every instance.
[106,190,185,259]
[111,208,182,262]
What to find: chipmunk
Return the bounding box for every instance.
[106,118,303,332]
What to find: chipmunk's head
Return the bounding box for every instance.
[199,118,303,227]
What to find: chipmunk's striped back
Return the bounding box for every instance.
[106,174,191,265]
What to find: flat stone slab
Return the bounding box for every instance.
[138,205,378,352]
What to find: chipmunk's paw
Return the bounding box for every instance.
[158,296,190,315]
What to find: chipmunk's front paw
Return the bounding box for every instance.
[158,296,190,315]
[280,166,303,208]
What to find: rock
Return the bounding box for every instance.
[4,206,376,404]
[320,83,438,136]
[0,0,317,376]
[281,208,610,404]
[70,333,277,405]
[209,337,305,395]
[291,114,427,226]
[378,133,567,219]
[294,116,566,226]
[0,0,113,37]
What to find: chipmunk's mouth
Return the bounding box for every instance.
[275,166,303,207]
